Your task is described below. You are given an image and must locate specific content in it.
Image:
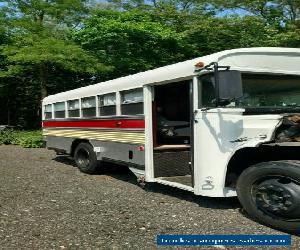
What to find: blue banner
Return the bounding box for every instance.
[157,234,291,246]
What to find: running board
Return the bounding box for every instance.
[154,178,194,192]
[128,167,145,178]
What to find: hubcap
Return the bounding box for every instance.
[77,148,90,167]
[253,177,300,220]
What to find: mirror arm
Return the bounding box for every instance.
[213,62,220,107]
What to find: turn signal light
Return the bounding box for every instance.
[195,61,205,68]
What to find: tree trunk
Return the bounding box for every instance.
[39,63,48,101]
[6,98,10,126]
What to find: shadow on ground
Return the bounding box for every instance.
[46,155,300,236]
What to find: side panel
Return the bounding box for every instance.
[43,118,146,168]
[193,109,282,197]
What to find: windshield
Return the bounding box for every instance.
[237,74,300,108]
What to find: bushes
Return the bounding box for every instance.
[0,129,43,148]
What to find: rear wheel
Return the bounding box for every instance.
[74,142,98,174]
[237,161,300,233]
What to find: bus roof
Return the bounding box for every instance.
[43,47,300,105]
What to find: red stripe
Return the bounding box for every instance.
[42,119,145,129]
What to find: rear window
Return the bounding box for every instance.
[44,104,52,119]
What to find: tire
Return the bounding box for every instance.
[237,161,300,233]
[74,142,98,174]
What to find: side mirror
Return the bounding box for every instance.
[218,70,243,105]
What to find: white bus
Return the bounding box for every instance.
[43,47,300,232]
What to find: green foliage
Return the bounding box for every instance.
[0,129,16,145]
[184,16,281,56]
[7,0,89,27]
[0,0,300,129]
[0,0,110,128]
[212,0,300,24]
[0,36,109,77]
[74,9,191,77]
[0,130,43,148]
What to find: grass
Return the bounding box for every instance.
[0,129,43,148]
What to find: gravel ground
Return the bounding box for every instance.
[0,145,299,250]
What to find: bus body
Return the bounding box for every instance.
[43,48,300,232]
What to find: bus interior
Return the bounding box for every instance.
[152,81,193,187]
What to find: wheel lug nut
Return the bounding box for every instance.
[258,186,266,191]
[284,194,291,198]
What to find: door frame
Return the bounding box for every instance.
[143,85,155,182]
[144,78,196,186]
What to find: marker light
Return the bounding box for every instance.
[195,61,205,68]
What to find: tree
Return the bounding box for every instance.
[1,35,109,98]
[184,16,281,56]
[0,1,110,128]
[212,0,300,25]
[74,9,192,78]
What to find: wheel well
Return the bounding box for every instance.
[225,145,300,188]
[70,139,90,157]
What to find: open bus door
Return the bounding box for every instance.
[144,81,194,190]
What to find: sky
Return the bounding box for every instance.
[218,8,251,17]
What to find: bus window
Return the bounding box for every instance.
[67,99,80,118]
[98,93,116,116]
[82,97,96,117]
[121,88,143,115]
[44,104,52,119]
[54,102,66,118]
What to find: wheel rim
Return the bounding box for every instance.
[252,176,300,221]
[76,148,90,168]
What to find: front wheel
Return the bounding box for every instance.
[237,161,300,233]
[74,142,98,174]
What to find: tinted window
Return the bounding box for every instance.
[44,104,52,119]
[238,74,300,107]
[99,93,116,116]
[54,102,65,118]
[121,89,143,115]
[82,97,96,117]
[67,99,80,118]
